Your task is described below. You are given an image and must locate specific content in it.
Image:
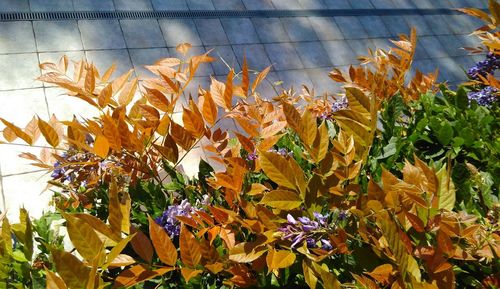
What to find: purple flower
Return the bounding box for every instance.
[268,148,293,157]
[467,86,498,106]
[156,200,194,237]
[467,52,499,80]
[279,211,340,249]
[331,96,349,113]
[247,152,258,161]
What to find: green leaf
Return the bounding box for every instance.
[436,123,453,145]
[455,87,469,110]
[11,208,33,260]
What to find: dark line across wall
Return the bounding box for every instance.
[0,8,479,21]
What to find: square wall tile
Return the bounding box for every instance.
[404,15,433,36]
[323,0,351,8]
[298,0,327,8]
[282,17,318,42]
[121,19,166,48]
[186,0,215,10]
[334,16,368,39]
[232,44,272,71]
[0,88,47,124]
[0,0,30,12]
[151,0,188,10]
[359,16,391,38]
[30,0,73,11]
[276,70,313,91]
[114,0,152,10]
[195,19,229,46]
[265,43,303,70]
[73,0,114,10]
[381,16,411,37]
[1,172,52,220]
[420,36,448,58]
[322,40,357,66]
[221,18,259,44]
[44,86,99,121]
[0,22,36,54]
[129,48,170,78]
[33,21,83,52]
[85,49,133,78]
[423,15,453,36]
[252,18,290,43]
[159,19,202,47]
[209,46,241,75]
[242,0,274,9]
[271,0,302,9]
[0,54,41,90]
[294,41,332,69]
[348,0,373,8]
[437,35,467,57]
[212,0,246,9]
[347,39,375,58]
[307,68,342,96]
[79,20,126,50]
[309,17,343,41]
[369,0,395,8]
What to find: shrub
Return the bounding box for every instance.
[0,4,499,289]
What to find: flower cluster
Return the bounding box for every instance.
[278,211,346,250]
[467,52,499,80]
[268,148,293,157]
[155,200,194,237]
[468,86,498,106]
[155,196,209,237]
[320,96,349,120]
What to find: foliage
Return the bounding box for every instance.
[0,9,499,289]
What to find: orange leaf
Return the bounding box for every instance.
[235,132,255,153]
[144,88,170,112]
[180,225,201,267]
[130,228,154,264]
[210,77,228,109]
[139,104,160,122]
[200,92,218,126]
[0,118,32,144]
[170,121,195,150]
[176,43,192,55]
[252,66,271,94]
[118,78,138,106]
[223,69,234,109]
[183,107,205,138]
[98,83,113,108]
[148,216,177,266]
[154,137,179,163]
[24,116,41,143]
[113,264,174,288]
[261,121,287,139]
[37,118,59,147]
[102,114,121,151]
[241,55,249,96]
[266,248,296,271]
[366,264,393,284]
[94,135,109,158]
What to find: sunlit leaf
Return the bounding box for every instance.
[266,248,295,271]
[260,190,302,210]
[149,216,177,266]
[180,225,201,267]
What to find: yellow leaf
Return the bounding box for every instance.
[301,109,317,147]
[62,212,104,262]
[51,248,90,289]
[46,270,67,289]
[149,216,177,266]
[144,87,170,112]
[258,151,297,190]
[309,121,329,163]
[210,77,228,110]
[435,165,456,211]
[108,179,130,236]
[302,260,318,289]
[261,121,287,139]
[94,135,109,158]
[229,242,267,263]
[180,225,201,267]
[103,234,136,269]
[260,190,302,210]
[266,249,296,271]
[37,118,59,147]
[366,264,393,284]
